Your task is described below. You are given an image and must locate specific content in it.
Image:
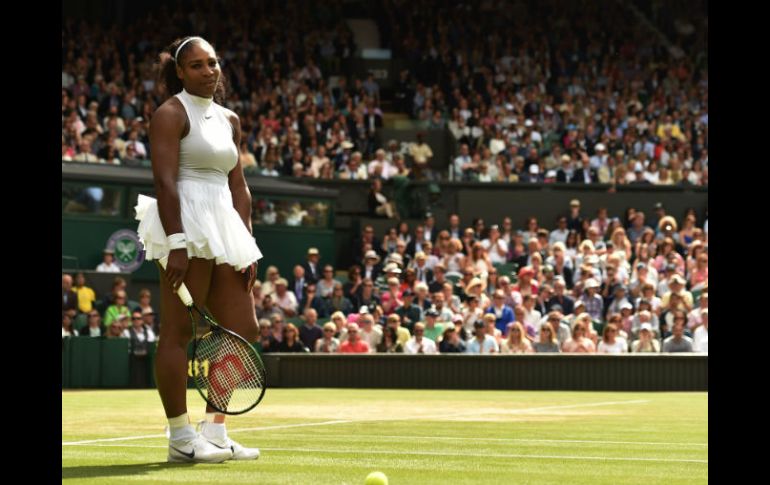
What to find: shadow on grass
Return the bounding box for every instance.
[62,461,219,480]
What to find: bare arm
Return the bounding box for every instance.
[227,112,258,290]
[227,113,252,232]
[149,100,188,290]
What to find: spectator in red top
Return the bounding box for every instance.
[512,266,539,297]
[339,323,370,353]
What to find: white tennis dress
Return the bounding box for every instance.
[135,89,263,270]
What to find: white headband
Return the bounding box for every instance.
[174,37,202,63]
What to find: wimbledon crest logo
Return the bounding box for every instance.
[106,229,145,273]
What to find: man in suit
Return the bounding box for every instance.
[361,250,383,283]
[445,213,462,240]
[556,154,574,183]
[411,252,434,285]
[288,265,308,304]
[421,213,438,244]
[301,247,322,284]
[571,152,598,183]
[352,225,382,265]
[406,225,427,258]
[62,274,78,313]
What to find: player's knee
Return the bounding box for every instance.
[158,323,192,348]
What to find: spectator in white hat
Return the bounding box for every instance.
[521,162,543,183]
[589,143,608,170]
[631,323,660,353]
[581,278,604,321]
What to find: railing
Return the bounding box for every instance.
[61,338,707,392]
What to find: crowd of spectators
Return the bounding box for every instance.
[62,0,707,354]
[62,272,159,346]
[379,0,707,184]
[63,0,707,186]
[250,200,707,354]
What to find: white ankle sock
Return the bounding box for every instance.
[168,413,195,441]
[202,421,226,439]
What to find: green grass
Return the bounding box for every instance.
[63,389,707,484]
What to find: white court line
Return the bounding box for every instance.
[61,420,351,446]
[61,399,649,446]
[264,447,708,464]
[261,434,707,448]
[63,443,707,464]
[440,399,651,419]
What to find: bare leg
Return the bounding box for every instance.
[196,263,261,459]
[155,258,215,418]
[204,263,259,420]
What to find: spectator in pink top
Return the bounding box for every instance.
[689,253,708,291]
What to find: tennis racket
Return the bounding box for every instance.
[159,257,266,415]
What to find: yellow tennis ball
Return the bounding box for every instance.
[365,471,388,485]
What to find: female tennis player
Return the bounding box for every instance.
[135,36,262,463]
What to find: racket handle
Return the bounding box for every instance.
[158,256,194,307]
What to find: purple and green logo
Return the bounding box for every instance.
[106,229,145,273]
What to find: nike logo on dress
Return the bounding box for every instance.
[170,446,195,459]
[204,115,212,119]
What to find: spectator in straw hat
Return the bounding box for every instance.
[362,249,383,282]
[301,247,321,283]
[465,277,490,309]
[411,251,433,284]
[375,261,402,295]
[661,274,693,311]
[273,278,298,317]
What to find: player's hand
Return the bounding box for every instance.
[165,249,189,292]
[241,262,258,292]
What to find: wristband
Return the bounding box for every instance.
[167,233,187,250]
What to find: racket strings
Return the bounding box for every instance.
[194,332,265,412]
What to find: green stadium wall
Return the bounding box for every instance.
[62,341,707,392]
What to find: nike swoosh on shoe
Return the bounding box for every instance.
[170,446,195,459]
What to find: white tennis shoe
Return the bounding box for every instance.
[167,434,233,463]
[197,420,261,461]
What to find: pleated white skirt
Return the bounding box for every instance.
[135,179,263,270]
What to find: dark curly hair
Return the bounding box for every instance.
[156,36,227,104]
